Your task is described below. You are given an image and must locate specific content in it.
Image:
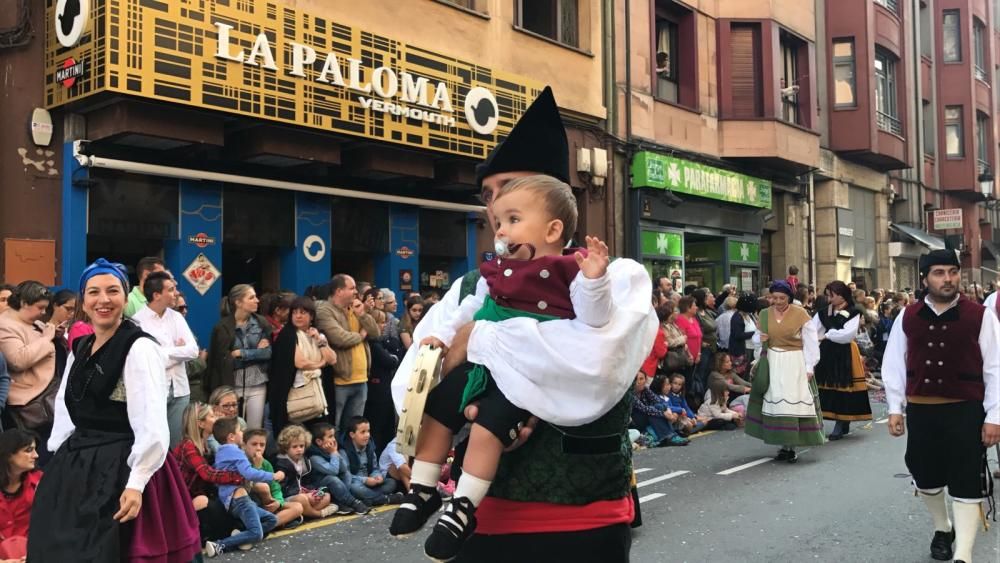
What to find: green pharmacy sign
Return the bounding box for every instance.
[631,151,772,209]
[641,230,683,257]
[728,240,760,263]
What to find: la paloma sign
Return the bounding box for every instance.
[214,22,494,132]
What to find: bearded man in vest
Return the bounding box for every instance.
[390,87,657,562]
[883,249,1000,563]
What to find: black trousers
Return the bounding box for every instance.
[454,523,632,563]
[905,400,988,499]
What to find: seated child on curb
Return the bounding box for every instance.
[707,352,751,416]
[378,437,411,492]
[203,417,283,558]
[630,371,689,447]
[340,416,403,507]
[304,423,371,515]
[390,175,614,560]
[243,429,305,529]
[273,424,340,519]
[697,379,744,430]
[660,374,709,436]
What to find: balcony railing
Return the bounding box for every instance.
[975,65,988,82]
[874,0,899,14]
[877,111,903,136]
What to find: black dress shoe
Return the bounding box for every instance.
[775,448,792,461]
[827,433,844,441]
[929,529,954,561]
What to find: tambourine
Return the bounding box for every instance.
[395,344,445,458]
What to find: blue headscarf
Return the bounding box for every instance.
[79,258,130,294]
[769,280,795,299]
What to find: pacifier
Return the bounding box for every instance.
[494,237,515,257]
[493,237,534,259]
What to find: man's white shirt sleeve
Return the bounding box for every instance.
[466,259,657,426]
[881,314,909,417]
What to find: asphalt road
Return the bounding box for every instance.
[218,412,1000,563]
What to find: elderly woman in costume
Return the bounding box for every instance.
[812,281,872,440]
[28,259,200,562]
[745,280,825,463]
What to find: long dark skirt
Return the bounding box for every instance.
[28,429,200,562]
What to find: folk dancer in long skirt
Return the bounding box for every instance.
[812,281,873,440]
[28,259,200,562]
[745,280,825,463]
[883,250,999,563]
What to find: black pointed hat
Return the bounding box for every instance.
[475,86,569,186]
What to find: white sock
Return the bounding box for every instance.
[410,460,442,500]
[453,471,491,508]
[952,500,982,562]
[918,489,952,533]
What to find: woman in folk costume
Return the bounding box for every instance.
[812,281,872,440]
[745,280,825,463]
[28,259,200,562]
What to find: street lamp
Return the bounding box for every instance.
[979,167,995,199]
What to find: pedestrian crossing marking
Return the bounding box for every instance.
[637,470,690,488]
[634,468,653,474]
[717,457,772,475]
[638,493,666,504]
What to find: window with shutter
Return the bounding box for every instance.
[730,24,762,117]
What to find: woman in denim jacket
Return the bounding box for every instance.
[206,284,271,428]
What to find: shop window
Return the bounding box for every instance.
[874,49,901,136]
[942,10,961,63]
[653,1,696,108]
[922,100,935,156]
[330,199,389,284]
[223,186,294,247]
[974,18,988,81]
[729,23,762,118]
[87,170,177,276]
[419,209,468,293]
[977,111,990,171]
[832,39,856,108]
[518,0,578,48]
[779,31,806,125]
[945,105,964,157]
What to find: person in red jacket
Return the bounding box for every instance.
[0,429,41,562]
[641,305,669,377]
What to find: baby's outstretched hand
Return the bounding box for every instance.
[575,236,609,279]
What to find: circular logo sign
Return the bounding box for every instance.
[55,0,90,48]
[303,235,326,263]
[396,246,414,260]
[188,233,215,248]
[464,87,499,136]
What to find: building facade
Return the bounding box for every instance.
[0,0,613,342]
[889,0,1000,291]
[616,0,997,293]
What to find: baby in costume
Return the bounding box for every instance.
[388,174,614,560]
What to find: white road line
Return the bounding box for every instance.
[634,468,653,474]
[638,493,665,504]
[876,417,889,424]
[637,470,690,488]
[716,457,773,476]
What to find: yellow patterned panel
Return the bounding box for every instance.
[45,0,543,159]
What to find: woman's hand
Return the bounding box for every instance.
[257,338,270,349]
[307,327,320,340]
[113,488,143,522]
[230,349,242,358]
[759,333,769,343]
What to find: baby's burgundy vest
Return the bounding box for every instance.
[902,296,985,402]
